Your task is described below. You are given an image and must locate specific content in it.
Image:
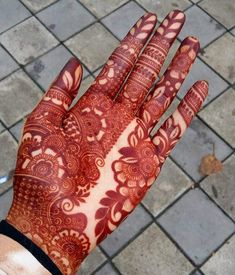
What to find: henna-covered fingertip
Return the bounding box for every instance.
[194,80,209,99]
[168,9,185,20]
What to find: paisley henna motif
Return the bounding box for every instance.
[5,10,208,275]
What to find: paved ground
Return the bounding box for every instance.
[0,0,234,274]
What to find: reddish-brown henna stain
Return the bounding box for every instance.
[95,81,208,244]
[117,10,185,112]
[139,36,200,131]
[6,13,158,275]
[6,10,208,275]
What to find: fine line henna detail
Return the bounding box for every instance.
[95,119,160,244]
[85,13,157,100]
[4,9,209,275]
[94,81,208,245]
[117,10,185,111]
[139,36,200,131]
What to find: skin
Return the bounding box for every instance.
[0,10,208,275]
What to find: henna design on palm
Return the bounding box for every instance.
[6,10,208,275]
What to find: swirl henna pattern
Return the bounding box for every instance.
[5,10,208,275]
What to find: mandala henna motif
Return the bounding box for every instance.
[5,10,208,275]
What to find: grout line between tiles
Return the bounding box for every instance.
[138,201,198,268]
[196,115,234,151]
[16,0,96,77]
[197,231,235,269]
[93,246,122,275]
[195,3,232,31]
[199,186,235,224]
[25,0,60,15]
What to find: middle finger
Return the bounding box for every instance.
[115,10,185,113]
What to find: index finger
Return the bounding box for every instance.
[89,13,157,99]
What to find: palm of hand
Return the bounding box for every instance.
[7,10,208,275]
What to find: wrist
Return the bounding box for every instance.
[0,234,50,275]
[7,189,90,274]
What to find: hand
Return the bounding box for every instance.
[6,10,208,275]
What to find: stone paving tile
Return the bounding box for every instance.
[0,179,13,197]
[113,223,194,274]
[101,1,145,40]
[9,120,24,142]
[201,234,235,275]
[143,158,192,217]
[77,247,106,275]
[0,46,19,80]
[25,45,89,92]
[231,27,235,36]
[158,189,235,265]
[37,0,95,41]
[178,57,229,105]
[136,0,192,21]
[199,88,235,147]
[201,154,235,220]
[0,70,42,127]
[100,205,152,256]
[0,17,59,65]
[80,0,129,18]
[170,118,233,182]
[95,263,118,275]
[0,0,30,33]
[179,6,226,48]
[21,0,57,13]
[65,23,119,71]
[0,131,17,178]
[200,33,235,84]
[199,0,235,29]
[159,39,181,77]
[0,188,13,220]
[0,122,5,134]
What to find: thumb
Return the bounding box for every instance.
[30,57,83,125]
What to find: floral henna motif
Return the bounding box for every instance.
[7,62,94,274]
[95,81,208,245]
[5,9,208,275]
[95,119,160,243]
[7,60,135,274]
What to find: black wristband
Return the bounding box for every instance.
[0,220,62,275]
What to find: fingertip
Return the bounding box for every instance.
[181,36,200,52]
[194,80,209,99]
[168,9,185,22]
[144,12,157,21]
[127,12,157,42]
[50,57,83,99]
[66,57,83,77]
